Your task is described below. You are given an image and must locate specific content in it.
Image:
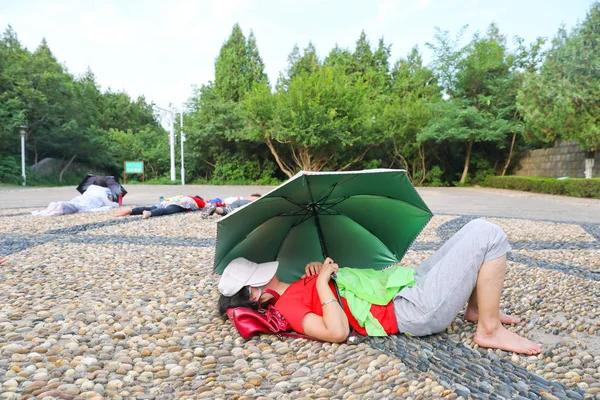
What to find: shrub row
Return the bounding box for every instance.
[483,176,600,199]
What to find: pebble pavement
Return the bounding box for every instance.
[0,207,599,399]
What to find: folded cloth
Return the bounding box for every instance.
[335,266,416,336]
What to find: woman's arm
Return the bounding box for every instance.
[301,262,350,342]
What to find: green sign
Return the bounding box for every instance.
[125,161,144,173]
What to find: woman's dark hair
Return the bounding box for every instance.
[218,289,257,317]
[194,195,204,200]
[95,178,108,187]
[217,289,274,318]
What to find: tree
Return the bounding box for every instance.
[0,26,172,184]
[517,2,600,178]
[323,44,354,74]
[24,39,83,169]
[353,31,374,76]
[246,66,372,176]
[0,26,29,155]
[424,25,519,183]
[185,24,273,182]
[499,35,546,176]
[278,42,321,90]
[214,24,249,102]
[246,30,269,86]
[385,47,441,183]
[214,24,269,103]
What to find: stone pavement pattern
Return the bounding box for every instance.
[0,202,599,399]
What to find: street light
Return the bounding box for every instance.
[179,111,186,186]
[154,105,177,182]
[154,105,186,185]
[17,126,27,186]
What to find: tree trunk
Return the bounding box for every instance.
[501,132,517,176]
[59,154,77,183]
[265,137,293,178]
[418,144,427,186]
[340,147,371,171]
[584,156,595,178]
[33,139,38,165]
[460,140,473,184]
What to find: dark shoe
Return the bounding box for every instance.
[201,204,217,219]
[221,205,234,216]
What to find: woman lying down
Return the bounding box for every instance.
[218,219,542,355]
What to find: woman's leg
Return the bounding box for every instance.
[130,206,155,216]
[471,256,541,354]
[393,219,541,354]
[148,205,185,217]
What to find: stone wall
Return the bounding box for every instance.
[515,140,599,178]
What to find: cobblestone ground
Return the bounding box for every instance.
[0,209,598,399]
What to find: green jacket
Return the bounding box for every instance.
[335,266,415,336]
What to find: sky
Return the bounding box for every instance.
[0,0,595,110]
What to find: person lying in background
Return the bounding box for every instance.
[202,194,261,219]
[115,195,205,219]
[32,178,116,216]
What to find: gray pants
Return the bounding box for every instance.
[393,219,511,336]
[222,199,252,215]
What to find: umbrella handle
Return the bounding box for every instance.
[331,278,343,310]
[331,278,358,344]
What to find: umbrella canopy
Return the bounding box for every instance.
[214,169,433,283]
[76,174,127,202]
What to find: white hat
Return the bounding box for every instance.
[218,257,279,296]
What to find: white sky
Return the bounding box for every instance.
[0,0,594,110]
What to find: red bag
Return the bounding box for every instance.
[225,289,313,340]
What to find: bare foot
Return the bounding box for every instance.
[142,211,152,219]
[0,257,9,265]
[474,325,542,355]
[464,310,520,325]
[114,208,132,217]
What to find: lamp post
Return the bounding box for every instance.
[154,105,176,181]
[17,126,27,186]
[179,111,185,186]
[154,105,186,185]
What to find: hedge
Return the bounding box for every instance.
[482,176,600,199]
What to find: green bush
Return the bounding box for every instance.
[422,166,447,187]
[210,154,278,185]
[483,176,600,199]
[0,156,21,185]
[133,176,182,185]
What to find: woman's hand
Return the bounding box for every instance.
[302,261,323,279]
[316,261,339,284]
[302,257,337,279]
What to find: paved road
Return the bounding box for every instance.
[0,185,598,223]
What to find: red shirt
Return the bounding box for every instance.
[275,275,398,336]
[189,196,206,209]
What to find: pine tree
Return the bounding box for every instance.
[214,24,269,103]
[214,23,249,102]
[246,30,269,86]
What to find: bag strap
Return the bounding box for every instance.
[331,278,358,344]
[257,288,280,312]
[262,288,280,300]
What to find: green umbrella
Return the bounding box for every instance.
[214,169,433,283]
